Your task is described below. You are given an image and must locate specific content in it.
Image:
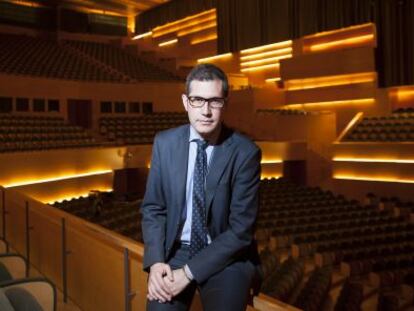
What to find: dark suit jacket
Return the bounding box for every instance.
[141,124,261,284]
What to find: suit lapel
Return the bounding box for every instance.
[205,127,234,216]
[173,125,190,219]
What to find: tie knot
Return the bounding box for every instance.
[196,139,208,150]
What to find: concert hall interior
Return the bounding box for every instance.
[0,0,414,310]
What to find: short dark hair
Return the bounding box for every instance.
[185,63,229,98]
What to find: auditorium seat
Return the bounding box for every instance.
[0,277,56,311]
[261,257,304,301]
[293,267,332,311]
[334,279,364,311]
[0,254,27,282]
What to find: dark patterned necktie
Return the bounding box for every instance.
[190,139,209,258]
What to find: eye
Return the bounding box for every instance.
[209,98,225,107]
[210,99,221,105]
[192,97,205,105]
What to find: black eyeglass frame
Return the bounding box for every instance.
[185,95,227,109]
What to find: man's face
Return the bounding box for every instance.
[182,79,226,140]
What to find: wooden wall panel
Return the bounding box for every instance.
[280,47,375,80]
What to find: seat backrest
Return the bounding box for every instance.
[5,287,43,311]
[0,289,14,311]
[0,262,13,283]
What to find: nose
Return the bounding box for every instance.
[201,101,212,116]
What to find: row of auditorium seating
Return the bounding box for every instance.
[65,40,182,82]
[372,195,414,219]
[0,33,182,83]
[0,115,98,152]
[342,247,414,277]
[51,191,143,242]
[99,113,188,145]
[0,115,63,125]
[100,112,187,124]
[344,108,414,141]
[258,178,414,310]
[292,220,410,258]
[257,109,309,115]
[0,33,121,82]
[316,232,414,267]
[0,126,84,134]
[0,239,56,310]
[0,139,97,153]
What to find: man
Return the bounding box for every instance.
[141,63,261,311]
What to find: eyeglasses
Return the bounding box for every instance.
[186,95,226,109]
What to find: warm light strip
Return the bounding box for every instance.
[333,157,414,164]
[153,16,215,38]
[46,188,113,204]
[397,90,414,96]
[334,174,414,184]
[191,34,217,45]
[261,160,283,164]
[309,34,374,52]
[241,63,280,73]
[305,23,373,39]
[152,9,216,37]
[241,40,292,54]
[153,9,215,32]
[197,53,233,63]
[176,14,216,31]
[158,39,178,47]
[285,98,375,109]
[266,78,281,83]
[177,21,216,37]
[240,48,292,61]
[261,175,282,180]
[285,72,376,91]
[3,170,113,188]
[336,111,363,142]
[82,8,123,16]
[9,0,43,8]
[241,55,292,67]
[132,31,152,40]
[397,89,414,101]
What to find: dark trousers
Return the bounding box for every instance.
[146,243,256,311]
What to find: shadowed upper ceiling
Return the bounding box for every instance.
[34,0,170,16]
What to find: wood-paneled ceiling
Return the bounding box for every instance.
[35,0,170,16]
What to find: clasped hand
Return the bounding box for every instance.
[147,263,191,303]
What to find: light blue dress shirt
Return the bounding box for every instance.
[179,126,213,245]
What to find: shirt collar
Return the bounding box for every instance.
[188,124,222,145]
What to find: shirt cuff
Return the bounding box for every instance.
[183,264,194,281]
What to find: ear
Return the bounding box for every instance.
[182,94,189,112]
